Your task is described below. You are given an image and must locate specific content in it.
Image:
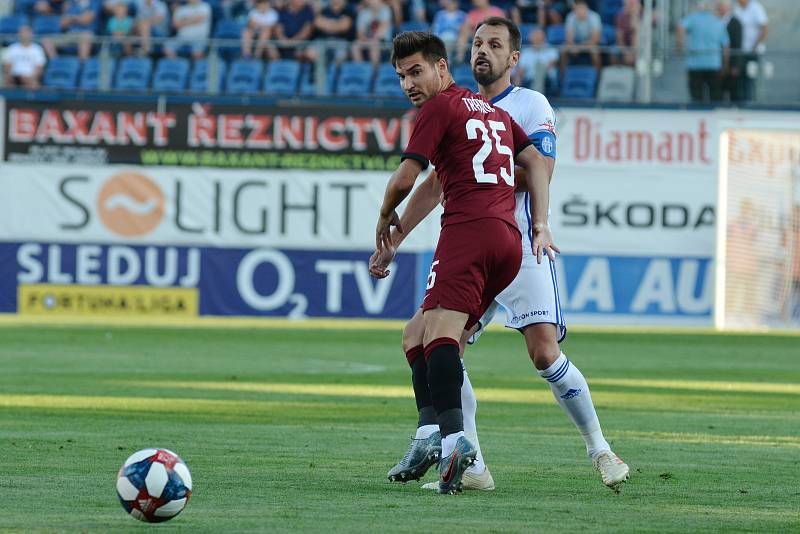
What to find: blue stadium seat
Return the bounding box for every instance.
[43,56,80,89]
[372,63,404,98]
[152,57,190,92]
[0,14,27,38]
[226,59,264,94]
[214,18,244,60]
[114,57,152,91]
[263,59,301,96]
[561,66,597,99]
[398,21,428,34]
[600,0,624,25]
[452,63,477,93]
[79,57,115,90]
[14,0,37,15]
[602,24,617,46]
[546,24,565,45]
[298,62,335,96]
[189,58,227,92]
[335,61,374,96]
[32,15,61,35]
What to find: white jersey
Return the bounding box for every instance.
[493,86,556,258]
[470,85,565,342]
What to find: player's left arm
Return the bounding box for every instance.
[515,96,557,188]
[513,120,560,264]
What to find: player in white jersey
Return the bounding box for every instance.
[370,18,629,491]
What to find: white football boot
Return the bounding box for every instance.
[421,466,495,491]
[592,450,629,489]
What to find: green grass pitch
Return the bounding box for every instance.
[0,325,798,533]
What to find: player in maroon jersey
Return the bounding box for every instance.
[374,31,558,494]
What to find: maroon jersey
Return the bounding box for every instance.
[402,83,531,230]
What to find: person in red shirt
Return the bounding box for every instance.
[455,0,506,61]
[374,31,557,494]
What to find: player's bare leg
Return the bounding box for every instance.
[523,323,629,489]
[387,309,442,482]
[422,307,477,494]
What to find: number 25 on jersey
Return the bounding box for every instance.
[466,119,515,186]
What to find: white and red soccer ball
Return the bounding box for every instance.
[116,448,192,523]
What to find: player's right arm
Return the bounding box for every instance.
[376,158,423,250]
[393,170,441,247]
[375,98,447,255]
[369,171,441,279]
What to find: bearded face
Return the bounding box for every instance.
[470,24,517,88]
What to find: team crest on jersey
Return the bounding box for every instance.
[539,119,556,134]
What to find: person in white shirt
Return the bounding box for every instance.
[135,0,169,56]
[514,27,558,93]
[164,0,211,59]
[3,26,47,89]
[242,0,279,59]
[734,0,767,53]
[733,0,768,100]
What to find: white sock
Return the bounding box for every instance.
[461,365,486,473]
[538,352,610,457]
[441,431,464,458]
[414,424,438,440]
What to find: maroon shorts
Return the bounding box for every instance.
[422,218,522,329]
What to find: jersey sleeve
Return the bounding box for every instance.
[401,100,448,170]
[525,90,557,159]
[510,117,532,156]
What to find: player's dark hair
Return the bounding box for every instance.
[476,16,522,53]
[391,31,448,67]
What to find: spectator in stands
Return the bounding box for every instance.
[512,0,569,27]
[351,0,393,65]
[220,0,247,21]
[271,0,315,61]
[312,0,355,62]
[34,0,64,16]
[717,0,743,102]
[514,26,558,92]
[404,0,428,24]
[2,25,46,89]
[431,0,465,51]
[613,0,640,67]
[560,0,602,72]
[386,0,405,28]
[164,0,211,59]
[107,3,135,56]
[58,0,98,60]
[456,0,505,62]
[135,0,169,56]
[103,0,129,16]
[733,0,768,101]
[676,0,729,103]
[241,0,279,59]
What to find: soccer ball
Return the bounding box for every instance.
[116,448,193,523]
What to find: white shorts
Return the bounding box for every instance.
[468,191,566,345]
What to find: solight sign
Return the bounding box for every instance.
[0,165,423,320]
[0,166,436,251]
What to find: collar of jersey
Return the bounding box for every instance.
[490,85,516,104]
